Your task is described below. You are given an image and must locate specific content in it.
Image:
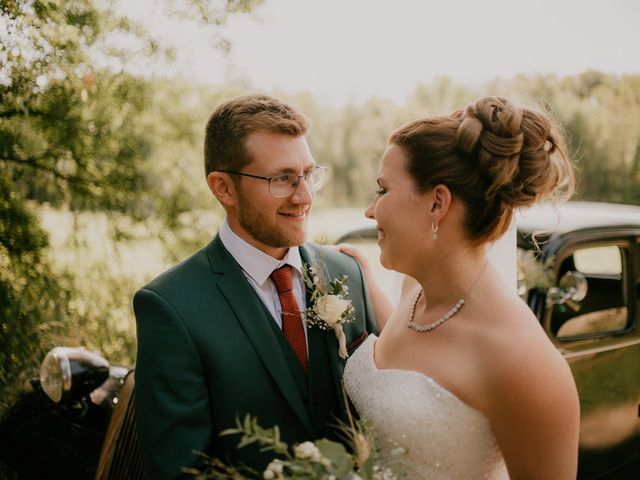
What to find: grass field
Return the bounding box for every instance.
[38,205,373,285]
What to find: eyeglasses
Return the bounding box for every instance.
[217,165,328,198]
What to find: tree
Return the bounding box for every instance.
[0,0,262,412]
[0,176,74,406]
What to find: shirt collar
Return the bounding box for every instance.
[219,217,303,286]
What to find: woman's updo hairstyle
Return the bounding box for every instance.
[389,96,574,245]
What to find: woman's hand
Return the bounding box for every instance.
[332,243,393,330]
[334,243,372,276]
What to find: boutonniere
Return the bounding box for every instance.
[303,261,355,360]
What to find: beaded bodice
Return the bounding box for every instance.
[343,335,508,479]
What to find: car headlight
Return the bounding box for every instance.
[39,347,110,403]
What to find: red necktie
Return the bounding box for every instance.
[270,265,308,372]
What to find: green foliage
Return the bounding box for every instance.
[0,0,261,414]
[0,0,154,212]
[188,414,403,479]
[0,177,72,410]
[0,1,151,408]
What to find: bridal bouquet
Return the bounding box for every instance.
[303,262,356,360]
[185,414,404,480]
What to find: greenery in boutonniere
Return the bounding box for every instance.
[303,258,356,360]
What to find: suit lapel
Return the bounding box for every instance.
[299,244,349,415]
[207,237,314,437]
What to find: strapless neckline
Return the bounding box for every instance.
[367,335,482,415]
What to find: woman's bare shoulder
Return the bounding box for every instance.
[476,298,580,477]
[484,299,572,386]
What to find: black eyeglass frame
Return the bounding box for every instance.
[216,165,328,198]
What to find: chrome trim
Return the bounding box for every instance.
[54,348,73,398]
[561,337,640,359]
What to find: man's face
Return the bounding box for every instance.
[231,131,316,258]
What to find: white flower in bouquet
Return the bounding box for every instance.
[263,459,284,479]
[294,441,323,462]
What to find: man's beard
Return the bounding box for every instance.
[237,190,307,248]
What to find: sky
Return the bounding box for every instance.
[123,0,640,105]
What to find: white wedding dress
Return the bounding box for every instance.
[343,335,509,479]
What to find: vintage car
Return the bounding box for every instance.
[0,201,638,479]
[0,348,134,479]
[337,201,640,479]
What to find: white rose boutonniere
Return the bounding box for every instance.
[304,262,356,360]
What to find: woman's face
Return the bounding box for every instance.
[365,144,431,273]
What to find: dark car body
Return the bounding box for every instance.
[337,201,640,479]
[0,355,130,479]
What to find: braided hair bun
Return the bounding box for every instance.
[456,96,569,207]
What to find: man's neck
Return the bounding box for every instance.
[219,218,304,286]
[226,218,289,260]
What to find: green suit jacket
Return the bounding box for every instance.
[133,236,378,479]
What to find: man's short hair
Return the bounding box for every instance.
[204,94,310,175]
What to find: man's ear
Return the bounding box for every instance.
[429,184,452,222]
[207,172,237,208]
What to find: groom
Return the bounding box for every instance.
[133,94,378,479]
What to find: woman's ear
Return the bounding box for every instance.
[207,172,237,208]
[429,184,452,222]
[430,184,452,214]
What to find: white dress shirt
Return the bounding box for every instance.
[219,218,308,342]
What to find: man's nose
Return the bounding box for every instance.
[290,176,314,204]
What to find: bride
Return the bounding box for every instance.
[341,97,580,479]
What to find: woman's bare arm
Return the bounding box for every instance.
[334,243,394,330]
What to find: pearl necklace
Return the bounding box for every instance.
[407,260,489,333]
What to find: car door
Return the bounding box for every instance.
[543,229,640,479]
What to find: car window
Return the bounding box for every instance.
[573,246,622,275]
[552,245,629,338]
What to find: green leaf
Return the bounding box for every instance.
[315,439,353,475]
[237,436,258,449]
[359,457,374,479]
